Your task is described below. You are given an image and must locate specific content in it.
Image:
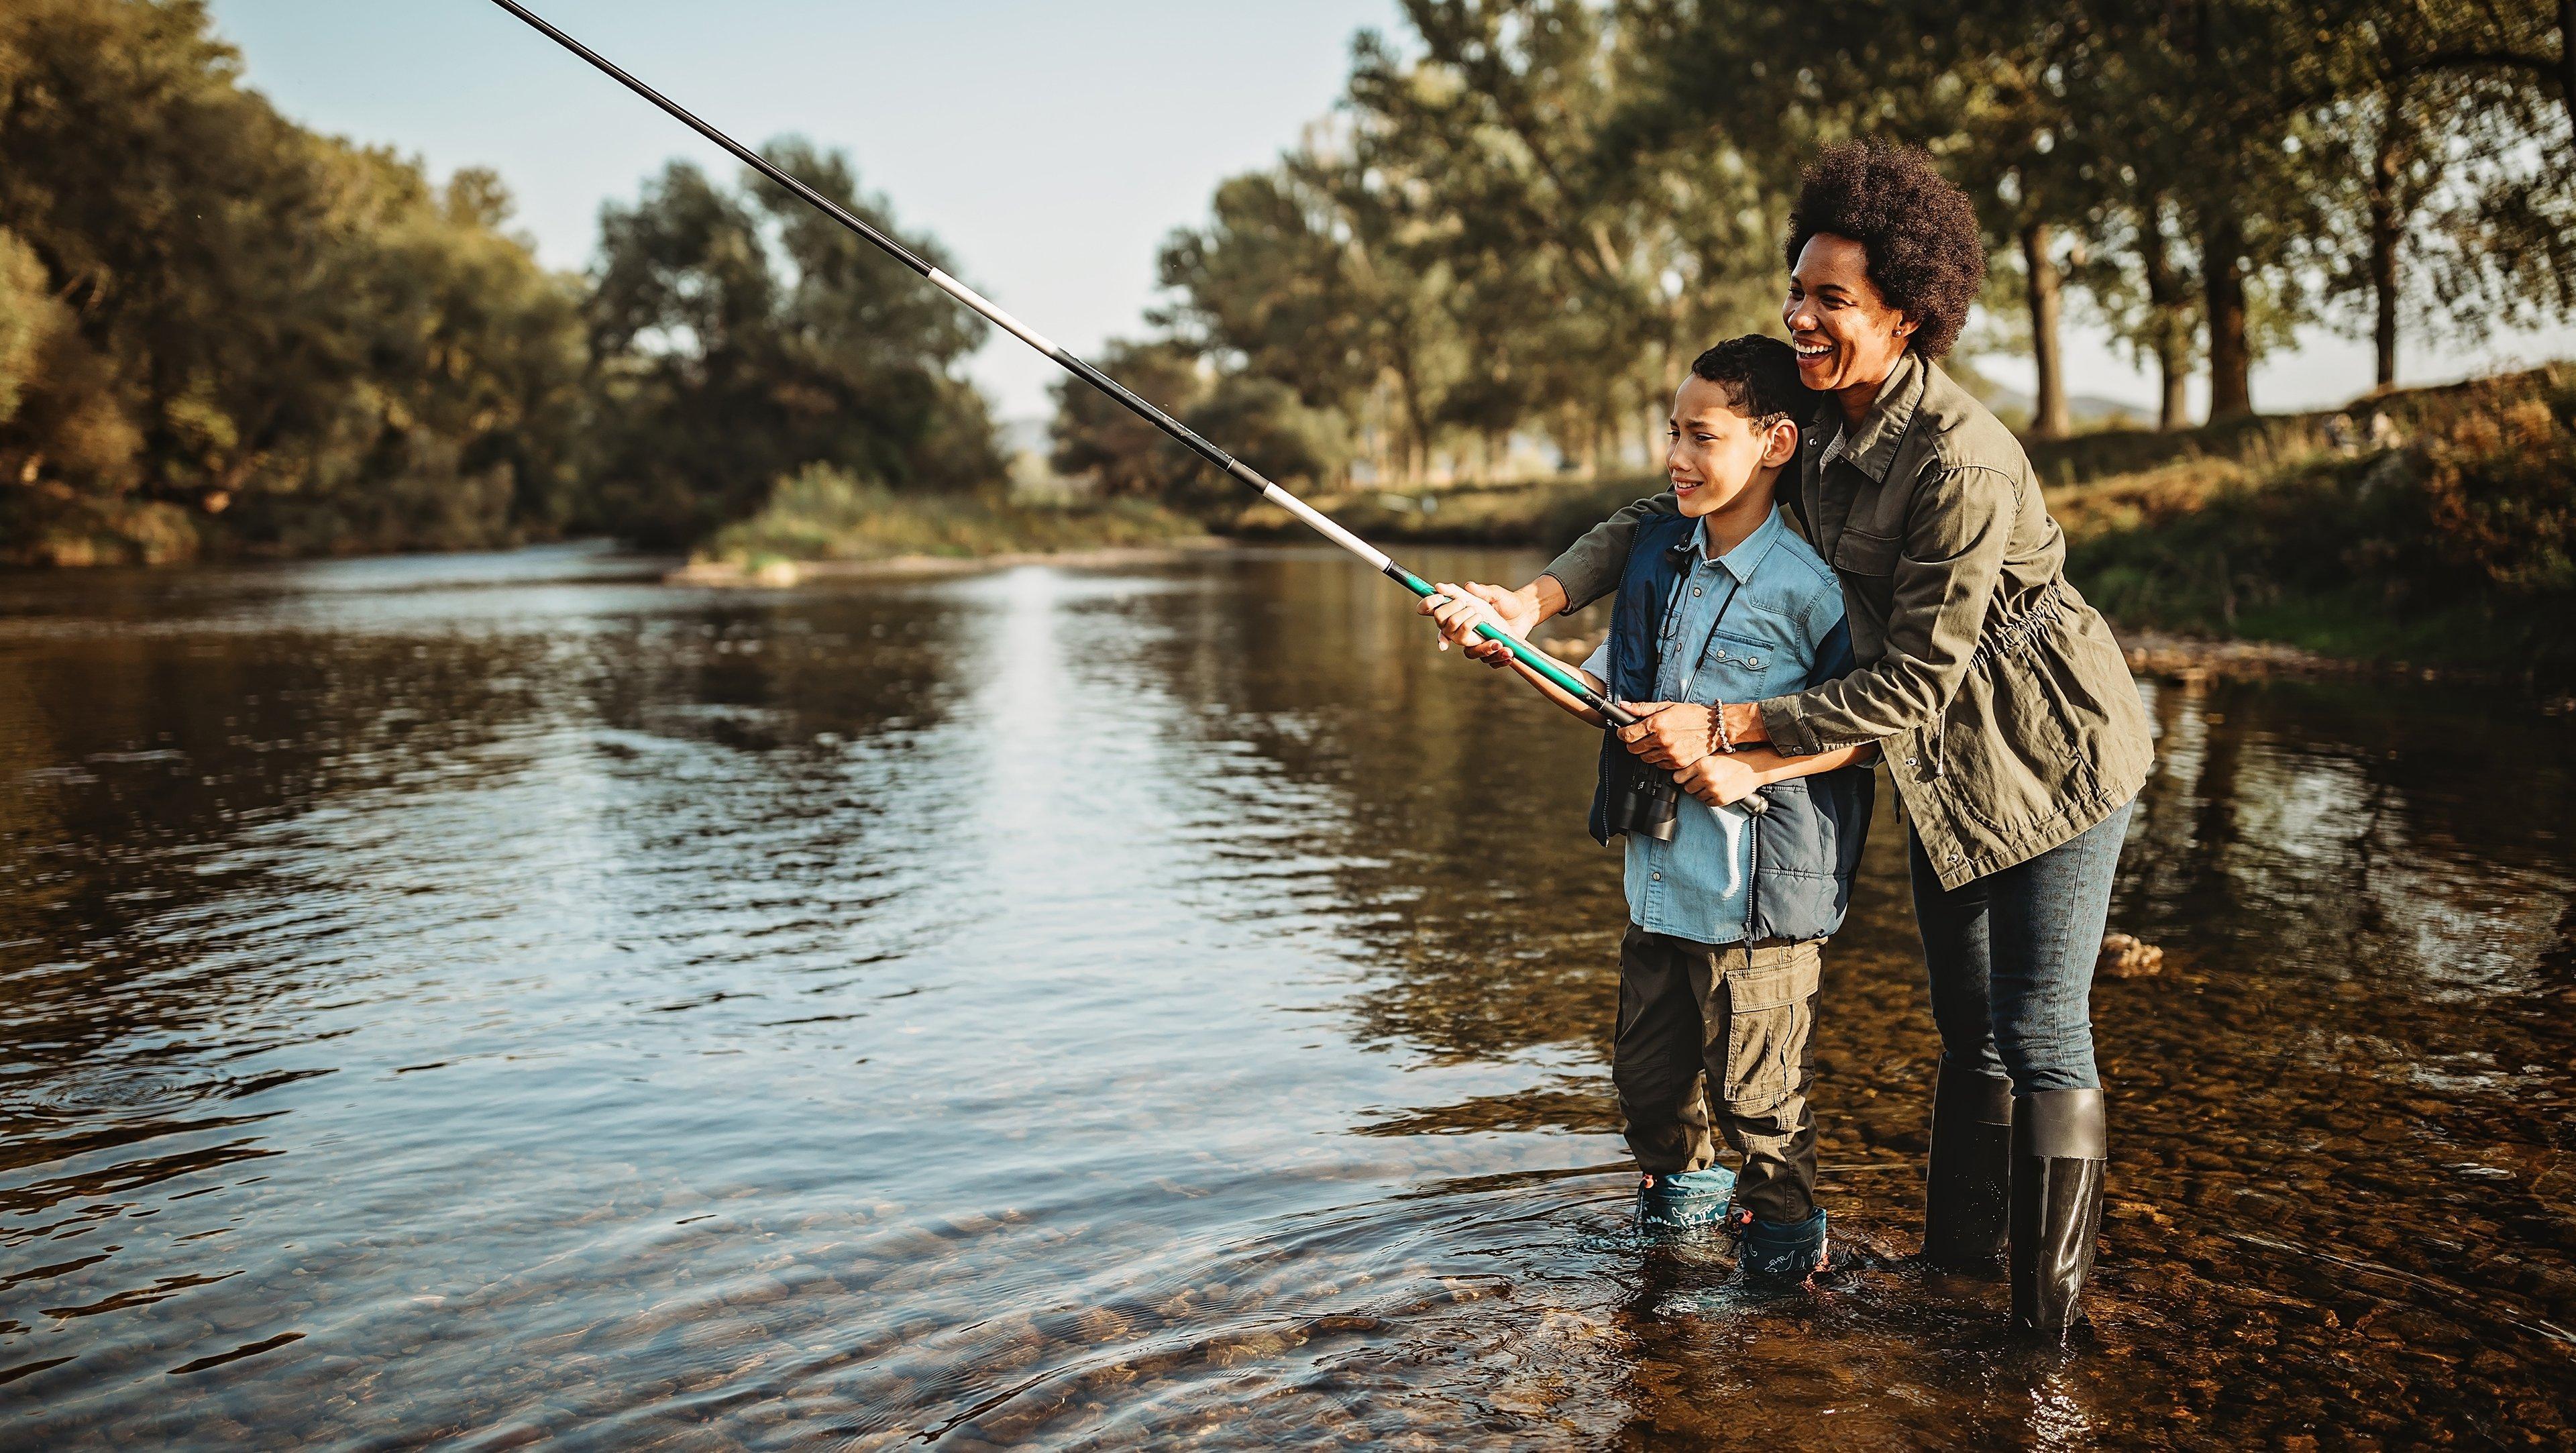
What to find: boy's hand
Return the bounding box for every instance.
[1674,752,1764,807]
[1619,702,1716,769]
[1421,581,1525,659]
[1424,582,1495,653]
[1416,582,1540,668]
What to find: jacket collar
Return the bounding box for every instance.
[1821,349,1928,485]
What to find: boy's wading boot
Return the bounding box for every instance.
[1924,1059,2016,1271]
[1727,1205,1829,1283]
[1636,1167,1736,1236]
[2009,1089,2108,1341]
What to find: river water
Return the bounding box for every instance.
[2,542,2570,1448]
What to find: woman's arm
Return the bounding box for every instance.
[1627,462,2020,759]
[1747,463,2021,755]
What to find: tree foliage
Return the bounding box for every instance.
[1065,0,2575,501]
[584,143,1000,547]
[0,0,1003,563]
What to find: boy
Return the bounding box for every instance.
[1427,336,1876,1280]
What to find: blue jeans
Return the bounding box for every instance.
[1907,798,2135,1094]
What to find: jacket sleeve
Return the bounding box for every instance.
[1538,492,1676,612]
[1758,463,2018,754]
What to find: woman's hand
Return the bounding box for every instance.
[1617,702,1715,770]
[1421,581,1527,659]
[1414,581,1543,668]
[1674,752,1764,807]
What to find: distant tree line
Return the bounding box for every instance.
[1057,0,2576,496]
[0,0,996,564]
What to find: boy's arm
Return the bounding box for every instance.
[1670,736,1880,807]
[1426,582,1609,728]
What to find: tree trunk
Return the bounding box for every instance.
[2201,209,2253,421]
[2137,195,2191,431]
[2368,186,2400,392]
[2019,219,2072,439]
[2561,0,2576,154]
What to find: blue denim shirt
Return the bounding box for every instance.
[1582,506,1851,944]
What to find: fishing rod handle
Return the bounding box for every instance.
[1386,566,1636,724]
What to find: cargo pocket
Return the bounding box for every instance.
[1719,947,1821,1116]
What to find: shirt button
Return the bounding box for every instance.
[1650,871,1662,881]
[1906,757,1920,768]
[1747,656,1762,667]
[1692,586,1703,596]
[1949,851,1964,864]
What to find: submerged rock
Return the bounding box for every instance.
[2100,933,2165,978]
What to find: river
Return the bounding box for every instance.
[3,542,2571,1448]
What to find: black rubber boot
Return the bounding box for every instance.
[1923,1057,2015,1271]
[2009,1088,2107,1341]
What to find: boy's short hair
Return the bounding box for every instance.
[1688,335,1817,429]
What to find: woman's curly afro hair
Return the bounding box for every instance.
[1784,140,1986,360]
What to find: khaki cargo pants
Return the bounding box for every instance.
[1614,925,1823,1225]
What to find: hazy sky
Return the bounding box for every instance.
[210,0,2573,423]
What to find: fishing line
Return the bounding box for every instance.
[483,0,1636,727]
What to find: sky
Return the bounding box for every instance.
[209,0,2575,425]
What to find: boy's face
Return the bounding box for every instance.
[1666,374,1796,518]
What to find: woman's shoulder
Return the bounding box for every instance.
[1909,362,2035,484]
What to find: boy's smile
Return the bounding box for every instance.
[1665,373,1800,548]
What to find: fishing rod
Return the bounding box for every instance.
[483,0,1637,729]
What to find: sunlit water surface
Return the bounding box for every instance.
[3,543,2571,1448]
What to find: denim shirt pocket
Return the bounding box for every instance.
[1688,614,1807,703]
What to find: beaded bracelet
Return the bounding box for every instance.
[1709,702,1735,755]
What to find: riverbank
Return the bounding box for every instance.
[679,463,1205,583]
[669,540,1228,587]
[1229,365,2576,686]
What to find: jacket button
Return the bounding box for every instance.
[1906,757,1919,768]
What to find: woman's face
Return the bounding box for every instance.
[1782,233,1916,396]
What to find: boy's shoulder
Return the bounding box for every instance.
[1748,509,1845,636]
[1758,509,1835,584]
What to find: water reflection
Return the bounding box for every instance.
[1,543,2569,1447]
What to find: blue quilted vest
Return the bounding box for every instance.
[1584,511,1876,941]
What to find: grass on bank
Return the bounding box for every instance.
[2055,367,2576,680]
[698,464,1199,571]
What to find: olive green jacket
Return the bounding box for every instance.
[1542,351,2153,890]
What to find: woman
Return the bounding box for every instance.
[1450,140,2154,1339]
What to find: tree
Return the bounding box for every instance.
[0,0,592,559]
[585,142,1000,545]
